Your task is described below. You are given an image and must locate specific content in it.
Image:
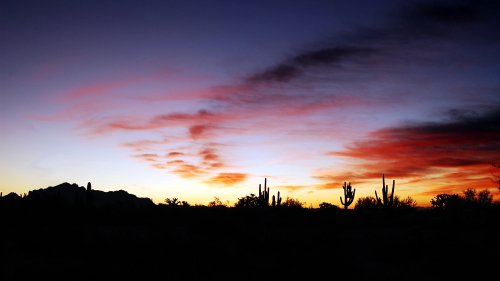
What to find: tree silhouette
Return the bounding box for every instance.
[165,197,182,206]
[430,188,493,211]
[430,194,462,210]
[208,196,227,207]
[281,197,304,208]
[319,202,339,209]
[234,194,260,208]
[462,188,493,208]
[354,196,378,210]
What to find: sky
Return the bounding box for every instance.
[1,0,500,207]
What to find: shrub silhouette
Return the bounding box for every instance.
[319,202,340,210]
[281,197,304,208]
[234,193,260,208]
[354,196,378,210]
[165,197,182,206]
[430,188,493,211]
[208,196,227,207]
[393,196,417,208]
[430,194,462,210]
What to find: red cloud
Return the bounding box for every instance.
[167,151,184,158]
[87,110,230,136]
[200,148,219,161]
[326,108,500,195]
[189,124,212,140]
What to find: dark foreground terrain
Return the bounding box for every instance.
[1,205,498,281]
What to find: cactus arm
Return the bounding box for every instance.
[391,180,395,205]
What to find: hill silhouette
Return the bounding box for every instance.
[1,182,154,209]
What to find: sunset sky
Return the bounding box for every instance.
[1,0,499,207]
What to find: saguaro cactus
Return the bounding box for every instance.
[375,174,395,208]
[340,182,355,209]
[272,191,282,207]
[258,178,270,207]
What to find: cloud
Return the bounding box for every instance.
[87,110,229,135]
[277,185,308,191]
[150,163,167,170]
[166,151,184,158]
[326,107,500,191]
[200,148,219,161]
[132,153,159,162]
[247,46,377,83]
[189,124,213,140]
[160,146,227,179]
[198,147,225,170]
[205,173,247,186]
[166,160,185,166]
[245,0,499,86]
[172,164,207,178]
[63,79,139,101]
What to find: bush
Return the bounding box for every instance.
[354,196,378,210]
[430,188,494,211]
[234,194,260,208]
[207,196,228,208]
[393,196,417,209]
[281,197,304,208]
[319,202,340,210]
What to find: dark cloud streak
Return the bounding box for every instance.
[246,0,499,85]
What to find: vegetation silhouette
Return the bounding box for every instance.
[0,176,498,280]
[375,173,395,208]
[340,181,356,209]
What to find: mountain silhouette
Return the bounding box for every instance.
[10,182,155,209]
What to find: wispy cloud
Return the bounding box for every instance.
[166,151,184,158]
[205,173,247,186]
[247,46,377,83]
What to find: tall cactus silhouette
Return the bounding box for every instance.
[257,178,282,207]
[340,182,355,209]
[258,178,270,207]
[272,191,282,207]
[375,174,395,208]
